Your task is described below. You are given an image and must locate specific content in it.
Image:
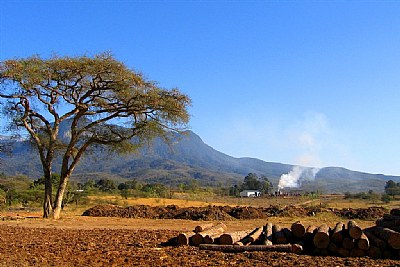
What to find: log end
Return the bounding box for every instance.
[291,243,303,254]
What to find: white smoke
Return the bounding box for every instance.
[278,166,320,190]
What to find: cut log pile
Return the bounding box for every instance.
[173,209,400,260]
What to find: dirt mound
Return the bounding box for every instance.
[279,205,310,217]
[82,205,387,221]
[332,206,387,220]
[227,206,268,219]
[174,206,234,221]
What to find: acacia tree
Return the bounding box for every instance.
[0,53,191,219]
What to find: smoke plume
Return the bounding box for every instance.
[278,166,320,190]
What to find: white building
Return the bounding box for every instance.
[239,190,261,197]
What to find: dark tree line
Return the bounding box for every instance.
[385,180,400,197]
[229,173,273,196]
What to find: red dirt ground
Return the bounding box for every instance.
[0,217,399,266]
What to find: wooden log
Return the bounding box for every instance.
[350,247,365,257]
[203,234,218,244]
[363,230,387,250]
[331,222,345,244]
[219,229,253,245]
[386,226,400,232]
[319,249,329,256]
[313,224,330,249]
[273,224,287,244]
[328,242,338,254]
[376,218,400,228]
[291,221,306,238]
[367,246,382,259]
[199,243,303,254]
[390,208,400,216]
[342,237,355,250]
[194,223,215,233]
[337,247,350,257]
[262,223,273,245]
[191,222,227,246]
[304,225,316,243]
[237,227,264,245]
[367,226,400,250]
[348,220,362,239]
[383,250,393,259]
[177,231,195,246]
[282,228,293,243]
[383,214,400,222]
[357,233,369,250]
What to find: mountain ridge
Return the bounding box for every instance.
[1,129,399,193]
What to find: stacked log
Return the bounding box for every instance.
[235,227,264,246]
[261,223,273,245]
[272,224,287,244]
[331,222,345,244]
[313,224,330,249]
[177,223,224,246]
[191,222,227,246]
[219,229,254,245]
[173,210,400,259]
[376,210,400,232]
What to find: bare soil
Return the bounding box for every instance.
[0,224,399,267]
[0,205,398,266]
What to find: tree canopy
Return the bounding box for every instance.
[230,173,273,196]
[0,53,191,218]
[385,180,400,197]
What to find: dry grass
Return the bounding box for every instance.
[1,194,397,233]
[86,195,228,207]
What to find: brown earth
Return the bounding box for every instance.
[82,204,387,221]
[0,224,399,267]
[0,205,396,266]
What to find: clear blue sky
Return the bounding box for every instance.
[1,1,400,175]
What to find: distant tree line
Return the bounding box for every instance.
[385,180,400,197]
[229,173,273,197]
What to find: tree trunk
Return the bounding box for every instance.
[199,243,302,253]
[42,168,53,218]
[238,227,263,245]
[342,237,355,250]
[262,223,273,245]
[304,225,316,243]
[273,224,287,244]
[331,222,345,244]
[357,233,370,250]
[367,245,382,259]
[177,231,196,246]
[363,230,387,250]
[337,247,350,257]
[313,224,330,249]
[367,226,400,250]
[191,222,227,246]
[348,220,362,239]
[52,174,70,220]
[194,223,215,233]
[291,221,306,238]
[219,229,253,245]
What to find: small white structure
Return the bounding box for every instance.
[239,190,261,197]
